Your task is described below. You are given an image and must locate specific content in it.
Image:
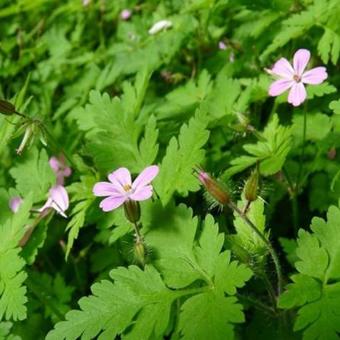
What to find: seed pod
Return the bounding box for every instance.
[0,99,16,115]
[244,169,259,202]
[124,200,141,223]
[198,170,230,205]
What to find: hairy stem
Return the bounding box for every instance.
[229,202,283,297]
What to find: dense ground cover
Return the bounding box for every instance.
[0,0,340,339]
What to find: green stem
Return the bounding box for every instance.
[229,202,283,296]
[237,293,275,315]
[296,105,308,194]
[258,270,278,309]
[282,167,299,234]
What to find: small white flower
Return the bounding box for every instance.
[148,20,172,35]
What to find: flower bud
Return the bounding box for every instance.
[198,170,230,205]
[244,169,259,202]
[124,200,141,223]
[134,238,146,266]
[0,99,16,115]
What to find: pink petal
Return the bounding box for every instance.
[38,197,54,214]
[108,168,131,189]
[271,58,294,78]
[93,182,123,197]
[293,49,310,76]
[50,185,69,213]
[130,185,153,201]
[9,196,23,213]
[269,79,294,96]
[99,196,126,211]
[302,67,328,84]
[120,9,132,20]
[49,157,60,173]
[132,165,159,190]
[63,166,72,177]
[288,82,307,107]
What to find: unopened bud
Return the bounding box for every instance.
[0,99,16,115]
[134,238,146,266]
[124,200,141,223]
[244,169,259,202]
[198,170,230,205]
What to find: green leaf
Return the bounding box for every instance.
[0,321,20,340]
[72,71,157,174]
[144,202,202,288]
[307,82,337,99]
[330,99,340,114]
[278,275,321,309]
[64,176,96,259]
[176,217,251,339]
[295,229,328,280]
[178,292,243,340]
[279,203,340,339]
[201,76,241,122]
[156,70,212,119]
[230,198,269,260]
[0,195,32,321]
[292,113,332,141]
[224,114,292,177]
[317,27,340,65]
[154,110,209,205]
[9,149,55,202]
[48,207,251,340]
[46,265,178,340]
[279,237,298,266]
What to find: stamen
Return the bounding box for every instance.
[293,74,301,82]
[123,184,132,192]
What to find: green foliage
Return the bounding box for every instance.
[64,175,96,259]
[1,0,340,338]
[47,209,251,339]
[229,198,269,263]
[224,115,292,177]
[72,70,158,174]
[279,203,340,339]
[0,195,32,321]
[9,149,55,201]
[154,110,210,205]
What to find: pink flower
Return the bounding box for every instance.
[9,196,23,213]
[38,185,69,218]
[93,166,159,212]
[49,155,72,185]
[120,9,132,20]
[268,49,328,106]
[219,41,227,50]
